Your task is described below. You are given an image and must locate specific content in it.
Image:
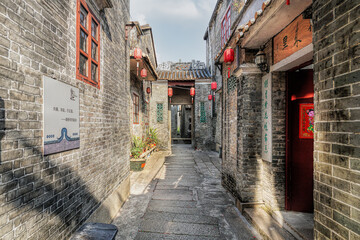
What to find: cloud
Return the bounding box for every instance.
[130,0,218,63]
[131,0,202,21]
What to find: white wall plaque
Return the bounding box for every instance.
[44,76,80,155]
[262,74,272,162]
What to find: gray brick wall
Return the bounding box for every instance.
[236,70,263,203]
[0,0,130,239]
[150,81,170,150]
[194,82,213,150]
[262,72,286,211]
[313,0,360,239]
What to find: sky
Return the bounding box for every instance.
[130,0,218,65]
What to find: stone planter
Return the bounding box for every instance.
[130,146,156,171]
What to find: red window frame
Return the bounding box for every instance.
[76,0,100,88]
[133,93,139,124]
[221,6,231,47]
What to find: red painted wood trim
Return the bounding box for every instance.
[76,0,101,89]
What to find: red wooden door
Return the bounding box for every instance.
[287,69,314,213]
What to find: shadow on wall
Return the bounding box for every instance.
[0,97,3,164]
[0,97,110,239]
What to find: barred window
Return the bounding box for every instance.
[157,103,163,122]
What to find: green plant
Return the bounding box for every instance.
[131,136,145,159]
[131,147,142,159]
[147,127,158,145]
[133,136,145,149]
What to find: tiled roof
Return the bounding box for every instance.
[157,69,211,80]
[215,0,272,62]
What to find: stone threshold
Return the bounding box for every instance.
[242,207,303,240]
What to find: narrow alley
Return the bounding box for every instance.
[0,0,359,239]
[113,145,259,239]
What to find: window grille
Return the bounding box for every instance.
[157,103,163,122]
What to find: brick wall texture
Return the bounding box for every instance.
[0,0,130,239]
[150,81,170,150]
[313,0,360,239]
[194,82,213,150]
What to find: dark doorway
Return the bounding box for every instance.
[286,68,314,213]
[171,104,192,144]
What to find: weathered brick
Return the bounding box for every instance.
[333,211,360,235]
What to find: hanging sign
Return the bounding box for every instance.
[299,103,314,139]
[262,74,272,162]
[273,14,312,64]
[44,76,80,155]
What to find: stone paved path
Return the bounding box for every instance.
[113,144,260,240]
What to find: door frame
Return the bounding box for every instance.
[285,61,313,211]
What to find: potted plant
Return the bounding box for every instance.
[129,128,159,171]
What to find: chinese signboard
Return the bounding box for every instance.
[273,15,312,64]
[44,76,80,155]
[299,103,314,139]
[262,74,272,162]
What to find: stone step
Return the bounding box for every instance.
[243,208,298,240]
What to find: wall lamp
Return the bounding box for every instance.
[255,49,269,73]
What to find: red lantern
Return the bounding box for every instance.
[190,87,195,104]
[146,87,151,94]
[208,94,212,101]
[286,0,290,5]
[224,48,234,78]
[211,82,217,91]
[190,87,195,96]
[168,88,173,97]
[134,48,142,76]
[224,48,234,63]
[168,88,173,103]
[140,68,147,78]
[134,48,142,60]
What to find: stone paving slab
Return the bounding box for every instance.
[141,210,219,225]
[135,232,220,240]
[139,221,220,237]
[113,144,261,240]
[146,206,206,215]
[148,199,197,208]
[153,185,190,190]
[152,192,194,201]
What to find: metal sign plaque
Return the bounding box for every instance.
[44,76,80,155]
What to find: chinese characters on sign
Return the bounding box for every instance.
[44,76,80,155]
[273,15,312,64]
[262,75,272,162]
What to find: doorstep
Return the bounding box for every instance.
[272,211,314,240]
[243,208,300,240]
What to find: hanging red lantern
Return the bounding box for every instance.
[224,48,234,63]
[208,94,212,101]
[286,0,290,5]
[224,48,234,78]
[146,87,151,94]
[190,87,195,96]
[211,82,217,91]
[134,48,142,60]
[190,87,195,104]
[134,48,142,76]
[140,68,147,79]
[168,88,173,103]
[168,88,173,97]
